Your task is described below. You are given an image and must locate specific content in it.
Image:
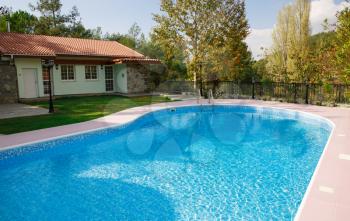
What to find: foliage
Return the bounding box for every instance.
[335,4,350,83]
[252,58,268,81]
[267,0,312,83]
[29,0,67,35]
[0,10,37,33]
[207,0,252,82]
[263,0,349,85]
[104,23,145,49]
[309,31,339,83]
[153,0,252,82]
[267,5,293,82]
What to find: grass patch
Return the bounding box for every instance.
[0,95,170,134]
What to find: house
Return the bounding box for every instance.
[0,32,161,103]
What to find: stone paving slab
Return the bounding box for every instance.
[0,103,48,119]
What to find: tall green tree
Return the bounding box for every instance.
[0,6,10,32]
[208,0,252,81]
[310,29,338,83]
[335,3,350,83]
[287,0,311,82]
[29,0,67,35]
[0,7,37,33]
[153,0,218,82]
[267,5,293,82]
[8,10,37,33]
[105,23,146,49]
[153,0,251,81]
[266,0,311,83]
[65,6,91,38]
[105,32,136,48]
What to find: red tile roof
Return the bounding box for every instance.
[113,58,162,64]
[0,32,144,58]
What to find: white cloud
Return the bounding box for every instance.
[246,28,273,59]
[310,0,350,33]
[246,0,349,59]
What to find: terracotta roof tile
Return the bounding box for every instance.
[113,58,161,64]
[0,32,144,58]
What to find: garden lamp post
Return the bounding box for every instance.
[41,59,55,113]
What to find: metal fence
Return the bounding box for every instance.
[156,81,350,105]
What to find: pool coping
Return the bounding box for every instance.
[0,99,349,220]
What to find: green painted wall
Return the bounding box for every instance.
[53,64,107,95]
[14,58,129,98]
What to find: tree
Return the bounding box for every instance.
[29,0,63,28]
[153,0,251,81]
[0,6,10,32]
[128,23,145,49]
[65,6,90,38]
[310,30,338,83]
[29,0,67,35]
[287,0,311,82]
[6,10,37,33]
[154,0,214,81]
[266,0,311,83]
[267,5,293,82]
[105,32,136,49]
[335,3,350,83]
[208,0,252,82]
[252,58,269,82]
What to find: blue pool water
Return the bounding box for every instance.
[0,105,332,220]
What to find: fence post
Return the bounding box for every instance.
[336,85,341,103]
[305,83,309,104]
[293,83,297,103]
[251,77,255,99]
[252,82,255,99]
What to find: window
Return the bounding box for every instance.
[61,65,75,80]
[105,66,114,91]
[85,65,98,80]
[42,67,50,95]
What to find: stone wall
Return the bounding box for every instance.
[0,62,18,104]
[126,64,152,93]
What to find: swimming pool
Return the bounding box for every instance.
[0,105,332,220]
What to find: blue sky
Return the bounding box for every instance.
[1,0,349,58]
[2,0,295,33]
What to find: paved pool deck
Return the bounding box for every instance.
[0,99,349,221]
[0,103,48,119]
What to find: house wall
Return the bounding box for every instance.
[114,64,127,93]
[15,58,44,98]
[53,64,108,96]
[14,58,130,98]
[14,58,155,98]
[0,60,18,103]
[126,64,151,93]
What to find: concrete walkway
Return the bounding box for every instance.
[0,103,48,119]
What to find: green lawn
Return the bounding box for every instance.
[0,95,171,135]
